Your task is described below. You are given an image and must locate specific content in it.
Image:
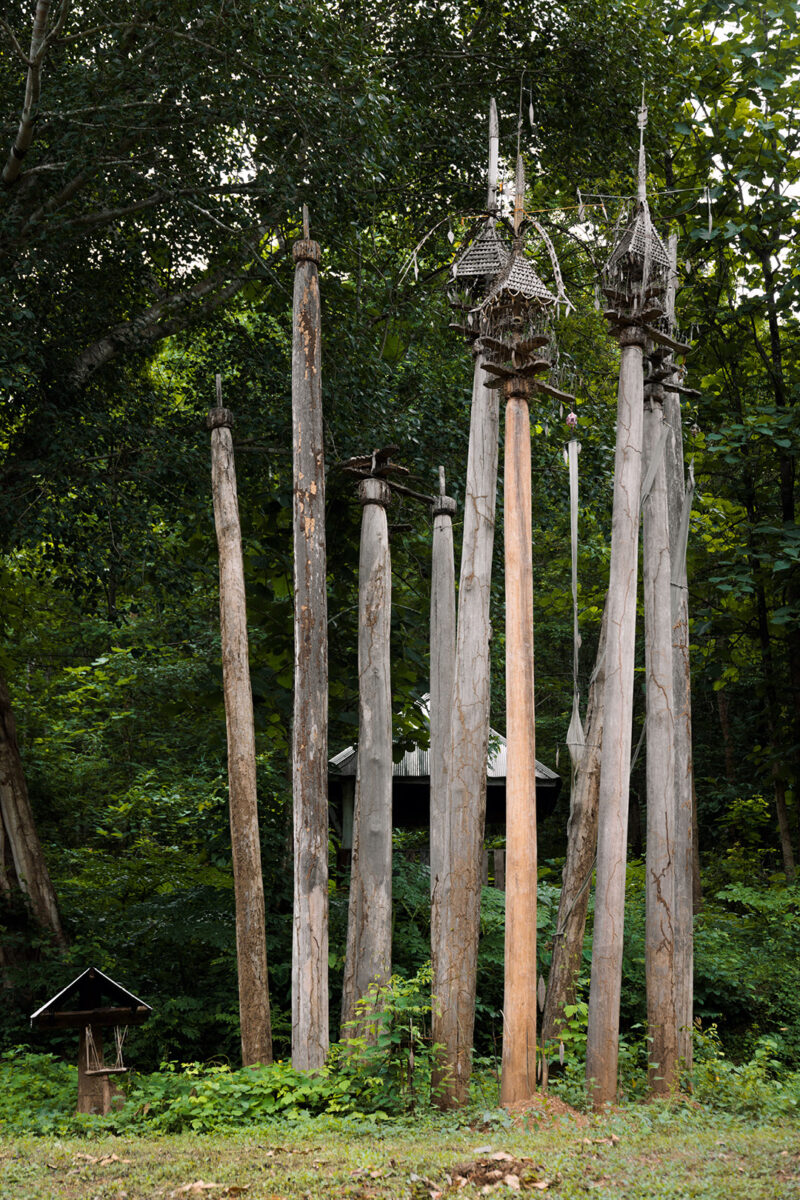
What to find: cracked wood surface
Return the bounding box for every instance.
[209,411,272,1067]
[432,355,499,1108]
[542,602,608,1047]
[586,333,644,1108]
[643,393,679,1095]
[291,239,329,1070]
[341,478,393,1034]
[430,492,457,977]
[500,392,538,1104]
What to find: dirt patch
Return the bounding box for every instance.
[502,1092,589,1127]
[446,1152,555,1194]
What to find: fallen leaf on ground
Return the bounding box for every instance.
[490,1152,514,1163]
[171,1182,224,1196]
[503,1174,521,1190]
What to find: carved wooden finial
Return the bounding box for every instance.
[302,203,310,240]
[215,372,223,406]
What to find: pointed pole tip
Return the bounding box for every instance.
[302,204,310,239]
[215,373,222,405]
[489,97,498,138]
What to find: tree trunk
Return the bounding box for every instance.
[642,388,679,1096]
[500,386,538,1105]
[208,405,272,1067]
[430,475,456,980]
[291,232,329,1070]
[341,477,393,1032]
[0,667,66,950]
[542,604,607,1047]
[586,327,644,1109]
[432,355,499,1108]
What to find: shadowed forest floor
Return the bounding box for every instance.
[2,1107,798,1199]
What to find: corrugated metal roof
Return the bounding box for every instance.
[329,729,559,783]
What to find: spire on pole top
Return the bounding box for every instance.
[637,86,648,206]
[488,98,499,214]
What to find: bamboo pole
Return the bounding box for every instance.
[585,325,644,1107]
[341,477,393,1033]
[430,468,456,964]
[208,395,272,1067]
[500,378,538,1104]
[291,209,329,1070]
[642,376,679,1095]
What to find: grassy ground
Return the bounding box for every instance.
[1,1104,798,1200]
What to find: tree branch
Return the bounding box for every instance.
[2,0,72,187]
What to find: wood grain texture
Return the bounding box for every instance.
[430,492,456,972]
[586,331,644,1108]
[209,410,272,1067]
[341,477,393,1034]
[500,391,538,1105]
[291,237,330,1070]
[432,355,499,1108]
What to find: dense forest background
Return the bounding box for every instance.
[1,0,799,1077]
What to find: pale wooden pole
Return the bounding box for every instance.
[585,325,644,1107]
[642,369,678,1095]
[291,207,329,1070]
[541,603,608,1048]
[585,97,673,1108]
[341,476,393,1032]
[500,371,538,1104]
[208,393,272,1067]
[432,99,501,1109]
[663,232,695,1071]
[429,468,456,962]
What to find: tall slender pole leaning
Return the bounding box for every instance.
[642,354,678,1094]
[341,477,393,1032]
[585,100,671,1107]
[430,468,456,969]
[662,232,695,1071]
[291,208,329,1070]
[432,99,502,1107]
[208,391,272,1067]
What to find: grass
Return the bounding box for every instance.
[1,1105,798,1199]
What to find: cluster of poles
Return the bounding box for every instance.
[207,99,697,1111]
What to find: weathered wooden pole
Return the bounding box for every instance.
[663,232,695,1071]
[208,389,272,1067]
[500,364,538,1103]
[432,99,502,1108]
[642,359,678,1095]
[542,603,607,1048]
[341,476,393,1032]
[429,467,456,963]
[291,207,329,1070]
[586,99,670,1107]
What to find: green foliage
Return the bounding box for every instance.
[692,1027,800,1120]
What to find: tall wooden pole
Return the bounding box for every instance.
[585,323,644,1106]
[291,209,329,1070]
[430,468,456,964]
[432,100,501,1108]
[500,373,538,1104]
[208,395,272,1067]
[663,232,694,1071]
[341,477,393,1031]
[642,372,679,1094]
[542,603,608,1047]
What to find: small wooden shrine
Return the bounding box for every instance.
[30,966,152,1114]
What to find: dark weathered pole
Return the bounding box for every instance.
[500,368,538,1104]
[341,477,393,1031]
[429,468,456,962]
[208,394,272,1067]
[642,365,678,1095]
[432,99,501,1108]
[291,208,329,1070]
